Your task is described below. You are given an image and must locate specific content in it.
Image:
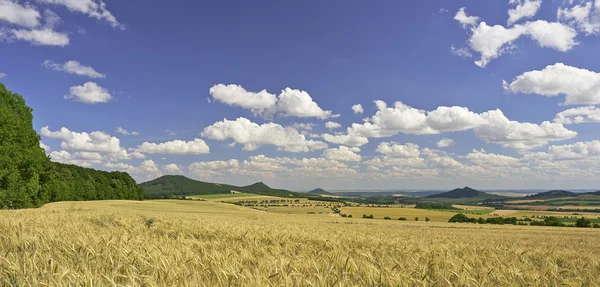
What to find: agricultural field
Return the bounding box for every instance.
[1,200,600,286]
[339,206,495,222]
[188,193,268,200]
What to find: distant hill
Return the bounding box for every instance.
[308,188,334,195]
[428,187,483,198]
[427,187,504,199]
[140,175,303,198]
[527,190,577,199]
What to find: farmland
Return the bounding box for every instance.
[1,200,600,286]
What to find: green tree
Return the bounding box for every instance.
[0,83,51,209]
[576,217,591,228]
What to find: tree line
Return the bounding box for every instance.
[0,83,143,209]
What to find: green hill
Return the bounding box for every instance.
[140,175,303,198]
[527,190,577,199]
[427,187,489,199]
[308,188,333,195]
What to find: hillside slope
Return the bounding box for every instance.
[427,187,497,199]
[140,175,304,198]
[527,190,577,199]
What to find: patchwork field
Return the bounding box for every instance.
[2,200,600,286]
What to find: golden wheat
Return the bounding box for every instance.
[1,200,599,286]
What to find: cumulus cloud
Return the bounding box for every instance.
[546,140,600,160]
[329,101,487,144]
[554,106,600,124]
[504,63,600,105]
[351,104,364,114]
[454,7,480,28]
[465,149,522,166]
[209,84,334,119]
[38,0,124,29]
[43,60,105,78]
[325,121,342,130]
[474,109,577,150]
[508,0,542,25]
[458,7,578,68]
[201,117,328,152]
[0,0,40,28]
[322,146,361,162]
[436,138,455,148]
[209,84,277,111]
[41,126,123,153]
[135,139,210,155]
[376,142,421,158]
[11,28,69,46]
[64,82,112,104]
[164,163,183,174]
[321,133,369,147]
[558,0,600,35]
[115,127,139,136]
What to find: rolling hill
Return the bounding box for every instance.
[427,187,501,199]
[526,190,577,199]
[140,175,304,198]
[308,188,334,195]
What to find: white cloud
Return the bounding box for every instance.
[201,117,327,152]
[554,106,600,124]
[504,63,600,105]
[508,0,542,26]
[558,0,600,35]
[454,7,480,28]
[290,123,315,130]
[546,140,600,160]
[322,146,361,162]
[43,60,105,78]
[164,163,183,174]
[351,104,364,114]
[64,82,112,104]
[11,28,69,46]
[0,72,6,78]
[321,133,369,147]
[525,20,578,52]
[465,149,522,166]
[209,84,277,111]
[41,126,123,153]
[276,88,333,119]
[115,127,139,136]
[325,121,341,130]
[376,142,421,158]
[0,0,40,28]
[464,18,577,67]
[342,101,487,139]
[450,45,473,58]
[38,0,124,29]
[474,109,577,150]
[436,138,456,148]
[135,139,210,155]
[209,84,334,119]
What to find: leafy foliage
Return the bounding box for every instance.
[0,83,143,209]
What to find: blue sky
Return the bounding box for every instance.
[2,0,600,190]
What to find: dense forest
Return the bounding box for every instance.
[0,83,143,209]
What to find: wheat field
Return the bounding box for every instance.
[1,200,599,286]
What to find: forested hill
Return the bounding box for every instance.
[0,83,143,209]
[140,175,304,198]
[427,187,505,199]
